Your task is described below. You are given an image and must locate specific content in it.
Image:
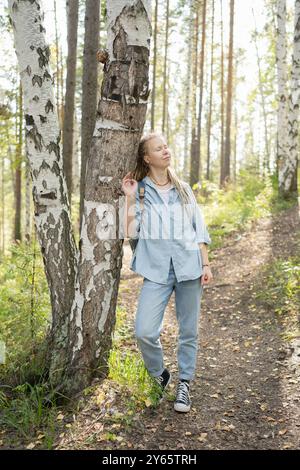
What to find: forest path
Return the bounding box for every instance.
[55,204,300,450]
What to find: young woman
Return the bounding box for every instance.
[121,132,213,413]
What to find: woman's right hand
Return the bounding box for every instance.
[121,172,138,197]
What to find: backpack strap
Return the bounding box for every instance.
[137,180,146,214]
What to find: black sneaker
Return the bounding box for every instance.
[174,380,191,412]
[153,368,172,399]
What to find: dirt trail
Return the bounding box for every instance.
[56,205,300,450]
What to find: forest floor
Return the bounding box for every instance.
[1,204,300,450]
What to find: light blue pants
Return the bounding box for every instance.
[135,258,203,381]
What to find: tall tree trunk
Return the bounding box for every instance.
[278,0,299,199]
[73,112,80,196]
[206,0,214,181]
[285,0,300,198]
[59,44,64,124]
[25,140,31,244]
[252,7,271,176]
[8,0,78,386]
[53,0,60,122]
[194,0,207,185]
[276,0,289,187]
[10,0,151,398]
[66,0,152,395]
[151,0,158,131]
[223,0,235,187]
[189,7,199,187]
[79,0,100,233]
[183,0,194,179]
[63,0,79,208]
[14,80,22,242]
[219,0,225,187]
[1,137,5,254]
[162,0,169,135]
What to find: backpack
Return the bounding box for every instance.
[128,180,146,253]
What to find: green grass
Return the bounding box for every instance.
[0,382,58,448]
[254,253,300,340]
[0,239,51,386]
[196,170,296,249]
[108,306,168,409]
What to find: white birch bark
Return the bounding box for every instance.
[276,0,290,190]
[8,0,78,382]
[10,0,151,397]
[277,0,299,196]
[66,0,152,394]
[284,0,300,195]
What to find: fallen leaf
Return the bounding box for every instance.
[26,443,35,450]
[198,433,208,442]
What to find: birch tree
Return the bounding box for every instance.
[223,0,235,187]
[276,0,289,192]
[9,0,152,397]
[282,0,300,197]
[8,0,78,389]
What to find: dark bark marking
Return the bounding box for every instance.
[39,114,47,124]
[37,46,50,68]
[45,99,54,113]
[25,123,43,152]
[46,141,60,159]
[32,75,43,87]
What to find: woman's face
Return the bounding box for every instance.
[143,136,171,170]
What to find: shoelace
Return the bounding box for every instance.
[176,382,190,403]
[155,375,164,386]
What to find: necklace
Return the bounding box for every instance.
[149,174,170,187]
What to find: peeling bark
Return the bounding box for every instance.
[64,0,152,395]
[10,0,151,398]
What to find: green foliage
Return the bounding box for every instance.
[108,307,168,409]
[196,170,296,249]
[255,255,300,318]
[0,382,58,447]
[0,239,51,385]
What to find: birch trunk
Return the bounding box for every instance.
[64,0,152,395]
[282,0,299,197]
[276,0,289,191]
[8,0,78,384]
[10,0,151,398]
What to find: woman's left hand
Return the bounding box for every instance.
[201,266,213,285]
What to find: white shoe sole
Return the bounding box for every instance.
[174,402,191,413]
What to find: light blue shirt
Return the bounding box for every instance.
[129,175,211,284]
